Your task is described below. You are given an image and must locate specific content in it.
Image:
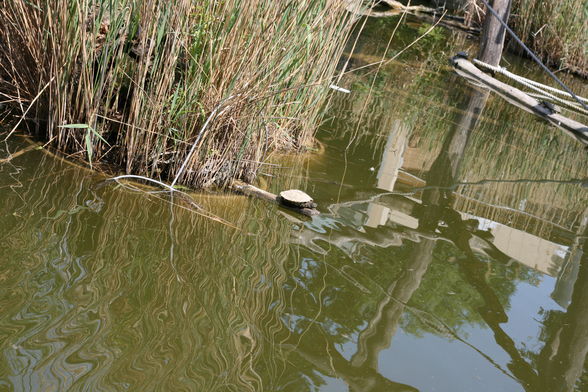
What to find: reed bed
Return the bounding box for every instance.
[508,0,587,76]
[465,0,587,76]
[0,0,355,188]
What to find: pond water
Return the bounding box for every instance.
[1,14,587,392]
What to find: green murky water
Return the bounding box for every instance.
[1,15,587,392]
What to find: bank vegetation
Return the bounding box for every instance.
[465,0,587,76]
[0,0,355,188]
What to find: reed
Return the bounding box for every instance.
[465,0,587,76]
[0,0,355,187]
[508,0,587,76]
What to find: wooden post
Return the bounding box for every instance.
[477,0,511,66]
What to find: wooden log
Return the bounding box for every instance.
[478,0,511,66]
[451,56,588,145]
[230,180,320,217]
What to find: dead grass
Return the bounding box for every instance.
[0,0,356,188]
[465,0,587,76]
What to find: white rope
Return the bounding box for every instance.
[478,0,588,112]
[472,59,588,117]
[526,93,588,116]
[474,59,588,103]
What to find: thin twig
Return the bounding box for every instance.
[170,96,235,188]
[3,75,56,141]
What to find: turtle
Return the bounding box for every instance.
[277,189,317,209]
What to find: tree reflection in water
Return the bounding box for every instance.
[281,83,587,391]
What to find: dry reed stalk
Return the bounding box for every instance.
[0,0,357,188]
[465,0,587,76]
[508,0,587,76]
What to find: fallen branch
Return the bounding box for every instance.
[379,0,442,14]
[343,0,478,34]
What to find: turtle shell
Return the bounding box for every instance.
[278,189,317,209]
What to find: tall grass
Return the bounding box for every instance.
[0,0,355,187]
[465,0,587,76]
[508,0,587,76]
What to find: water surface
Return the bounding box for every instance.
[1,15,587,392]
